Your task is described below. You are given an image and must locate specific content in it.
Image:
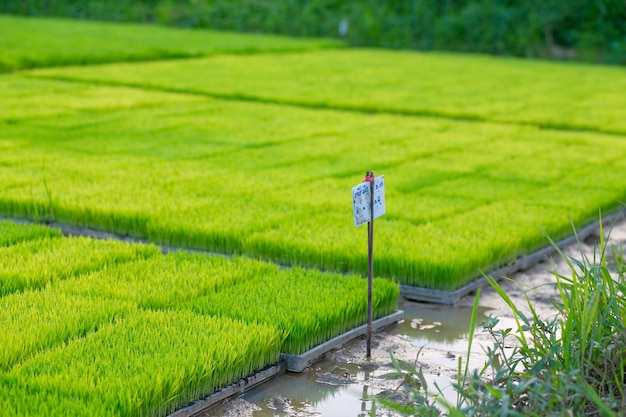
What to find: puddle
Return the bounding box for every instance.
[242,365,368,417]
[231,360,455,417]
[391,298,492,352]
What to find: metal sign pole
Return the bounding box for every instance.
[366,171,375,359]
[352,171,384,360]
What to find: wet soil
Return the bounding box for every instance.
[204,216,626,417]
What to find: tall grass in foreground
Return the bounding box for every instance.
[380,219,626,416]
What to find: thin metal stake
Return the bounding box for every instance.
[366,170,375,359]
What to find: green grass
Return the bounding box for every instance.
[2,74,625,289]
[381,228,626,416]
[0,14,342,72]
[456,228,626,415]
[31,48,626,135]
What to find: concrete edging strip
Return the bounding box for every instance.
[168,310,404,415]
[280,310,405,372]
[168,362,286,417]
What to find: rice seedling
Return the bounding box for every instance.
[184,267,399,354]
[0,14,341,72]
[0,288,136,371]
[0,235,159,296]
[56,252,277,309]
[0,220,60,247]
[1,77,625,289]
[32,48,626,135]
[0,75,201,124]
[0,222,398,414]
[9,309,283,417]
[3,34,626,290]
[0,373,118,417]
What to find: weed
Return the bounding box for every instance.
[380,218,626,415]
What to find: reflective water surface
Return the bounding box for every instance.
[213,298,493,417]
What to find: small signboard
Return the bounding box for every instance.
[352,175,385,227]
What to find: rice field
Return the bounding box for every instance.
[0,14,341,72]
[0,221,60,246]
[1,73,625,288]
[32,49,626,135]
[0,221,398,416]
[2,13,626,416]
[2,17,624,290]
[0,235,158,296]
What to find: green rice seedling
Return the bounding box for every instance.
[56,252,277,309]
[0,75,202,124]
[243,200,594,291]
[33,49,626,134]
[184,267,399,354]
[0,235,159,296]
[9,309,283,417]
[2,73,626,290]
[0,226,392,414]
[0,373,118,417]
[0,288,136,371]
[0,220,60,247]
[0,14,341,72]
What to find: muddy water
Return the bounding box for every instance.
[237,359,457,417]
[388,299,491,352]
[205,298,491,417]
[242,363,374,417]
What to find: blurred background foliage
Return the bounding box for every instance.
[2,0,625,64]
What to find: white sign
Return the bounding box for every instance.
[352,175,385,227]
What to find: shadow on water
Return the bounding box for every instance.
[205,298,491,417]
